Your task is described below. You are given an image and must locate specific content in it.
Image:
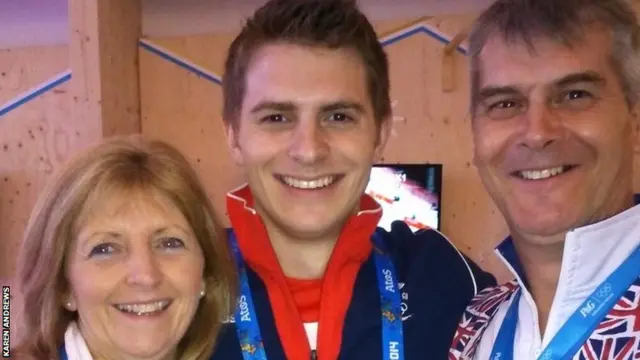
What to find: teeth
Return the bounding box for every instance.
[282,176,335,189]
[116,300,170,315]
[519,166,565,180]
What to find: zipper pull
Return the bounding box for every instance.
[311,349,317,360]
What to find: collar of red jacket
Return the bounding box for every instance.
[225,183,382,275]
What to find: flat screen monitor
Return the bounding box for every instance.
[365,164,442,232]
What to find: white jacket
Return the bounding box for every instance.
[450,203,640,360]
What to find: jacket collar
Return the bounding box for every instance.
[495,194,640,341]
[225,183,383,276]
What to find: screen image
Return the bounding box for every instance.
[365,164,442,232]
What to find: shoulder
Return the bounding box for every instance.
[211,323,242,360]
[449,281,518,360]
[6,347,59,360]
[467,279,519,311]
[379,221,497,297]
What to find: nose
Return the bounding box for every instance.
[125,246,162,288]
[520,101,562,149]
[288,119,329,164]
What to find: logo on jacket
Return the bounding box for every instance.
[399,282,412,321]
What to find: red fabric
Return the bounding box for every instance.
[226,185,382,360]
[285,277,323,323]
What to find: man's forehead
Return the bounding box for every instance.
[476,30,612,89]
[247,43,363,76]
[241,44,370,112]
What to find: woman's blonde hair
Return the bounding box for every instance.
[13,135,237,359]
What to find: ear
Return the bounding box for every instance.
[373,117,392,163]
[224,121,245,166]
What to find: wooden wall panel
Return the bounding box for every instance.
[69,0,142,138]
[0,46,72,341]
[0,46,71,283]
[0,46,68,104]
[140,36,243,224]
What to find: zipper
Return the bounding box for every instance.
[311,349,317,360]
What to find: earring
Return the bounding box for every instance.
[199,281,206,298]
[65,301,75,311]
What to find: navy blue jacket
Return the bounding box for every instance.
[212,221,496,359]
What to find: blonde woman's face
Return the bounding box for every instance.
[65,191,205,360]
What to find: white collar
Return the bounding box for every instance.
[64,321,94,360]
[494,203,640,345]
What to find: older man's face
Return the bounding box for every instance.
[472,27,640,245]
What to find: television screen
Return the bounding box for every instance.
[365,164,442,232]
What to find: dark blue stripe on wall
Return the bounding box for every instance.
[139,40,223,85]
[141,23,467,85]
[0,71,71,118]
[0,21,466,119]
[380,26,467,55]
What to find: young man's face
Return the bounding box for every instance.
[226,43,390,241]
[472,27,640,245]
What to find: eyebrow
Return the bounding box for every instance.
[79,225,191,245]
[320,101,366,114]
[553,71,606,88]
[477,86,522,102]
[477,71,606,102]
[250,101,296,114]
[81,231,118,243]
[153,226,194,237]
[249,100,366,114]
